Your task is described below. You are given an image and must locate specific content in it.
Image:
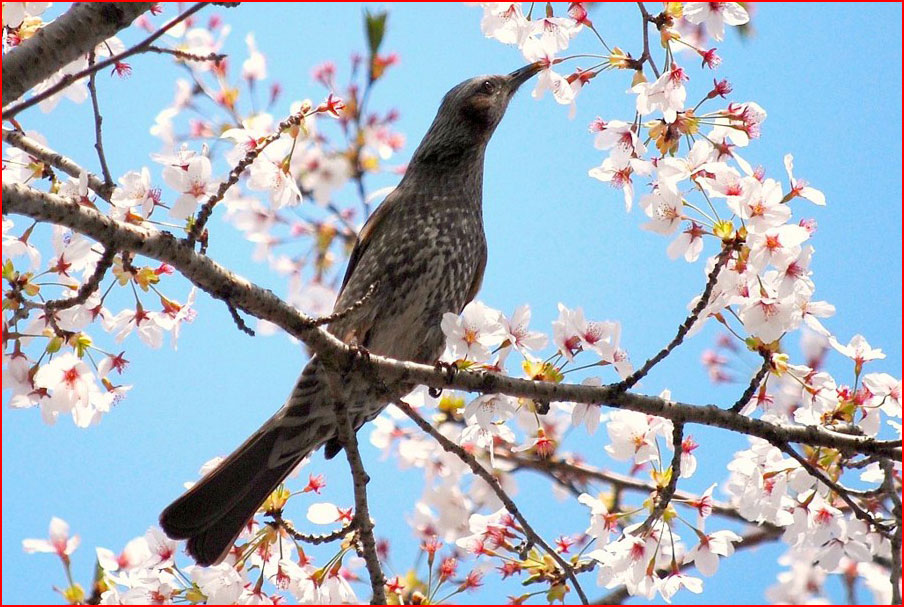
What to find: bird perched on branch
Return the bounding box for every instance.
[160,63,541,566]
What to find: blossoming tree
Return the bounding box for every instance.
[3,2,901,604]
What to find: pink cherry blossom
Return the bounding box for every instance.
[683,2,750,42]
[22,517,80,558]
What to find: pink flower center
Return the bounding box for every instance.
[62,367,80,388]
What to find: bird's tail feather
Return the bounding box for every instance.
[160,364,331,566]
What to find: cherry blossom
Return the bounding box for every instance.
[682,2,750,42]
[2,1,51,28]
[605,409,673,465]
[479,3,530,46]
[632,63,689,123]
[22,517,80,558]
[829,334,886,374]
[862,372,901,417]
[441,300,507,362]
[162,155,218,220]
[783,154,826,205]
[464,393,517,431]
[242,33,267,81]
[111,168,159,218]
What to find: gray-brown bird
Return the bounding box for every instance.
[159,63,541,566]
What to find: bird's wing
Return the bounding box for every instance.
[337,188,400,297]
[464,242,487,307]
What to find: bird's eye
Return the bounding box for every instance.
[480,80,496,94]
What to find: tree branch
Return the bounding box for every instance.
[334,397,386,604]
[86,52,114,190]
[729,350,772,413]
[1,2,154,106]
[593,527,782,604]
[396,401,590,605]
[3,182,901,463]
[186,108,309,250]
[639,422,684,533]
[2,129,115,200]
[145,45,227,64]
[269,511,357,546]
[499,452,775,528]
[44,247,117,315]
[3,3,213,119]
[619,244,735,390]
[777,442,893,537]
[635,2,661,79]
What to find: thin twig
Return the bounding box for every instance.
[3,2,213,119]
[334,397,386,604]
[499,452,778,529]
[309,281,378,327]
[639,422,684,533]
[86,52,114,189]
[593,527,782,604]
[396,401,590,605]
[636,2,661,78]
[145,45,226,64]
[186,109,309,250]
[226,300,255,336]
[729,350,772,413]
[268,511,356,545]
[620,244,735,390]
[777,442,893,537]
[44,247,117,315]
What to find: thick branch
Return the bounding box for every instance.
[1,2,154,106]
[397,401,590,605]
[3,182,901,462]
[3,3,212,119]
[2,129,115,200]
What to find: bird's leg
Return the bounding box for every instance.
[430,360,458,397]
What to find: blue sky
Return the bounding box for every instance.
[3,2,901,604]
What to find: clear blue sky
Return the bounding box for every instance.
[3,3,901,604]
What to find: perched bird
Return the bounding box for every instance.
[159,63,541,566]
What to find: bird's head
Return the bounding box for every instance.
[410,63,542,166]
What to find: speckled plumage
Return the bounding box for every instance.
[160,64,541,566]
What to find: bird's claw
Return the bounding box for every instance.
[351,344,371,363]
[343,344,371,375]
[430,360,457,397]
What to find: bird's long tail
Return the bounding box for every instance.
[159,360,335,566]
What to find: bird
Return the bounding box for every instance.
[159,62,541,566]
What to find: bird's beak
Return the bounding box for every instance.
[507,62,543,92]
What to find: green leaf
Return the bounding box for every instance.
[2,258,16,281]
[364,9,388,57]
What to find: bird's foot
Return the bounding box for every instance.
[534,400,551,415]
[344,343,371,373]
[429,360,458,397]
